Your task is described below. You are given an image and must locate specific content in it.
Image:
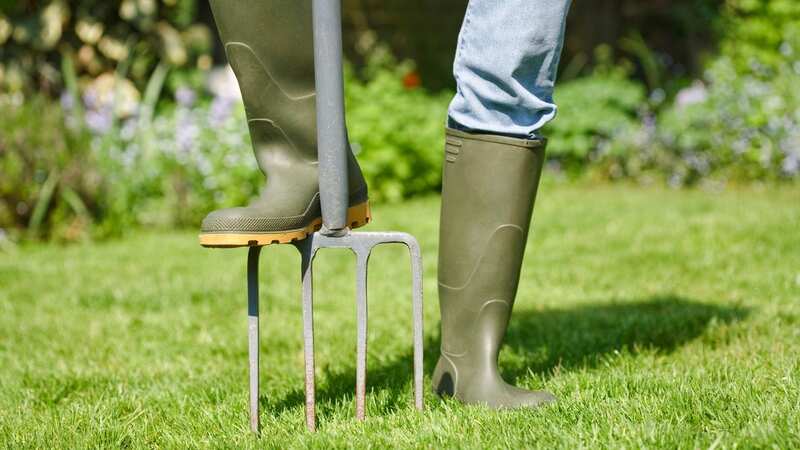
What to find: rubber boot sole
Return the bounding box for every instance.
[198,201,371,248]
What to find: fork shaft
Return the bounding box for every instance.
[312,0,348,231]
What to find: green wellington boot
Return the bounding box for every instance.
[200,0,369,248]
[431,127,556,408]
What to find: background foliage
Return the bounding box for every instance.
[0,0,798,241]
[0,0,211,96]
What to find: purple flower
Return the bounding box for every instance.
[668,172,684,188]
[82,90,99,110]
[675,81,707,108]
[642,113,657,132]
[176,115,199,152]
[780,42,793,57]
[85,108,114,134]
[175,87,197,108]
[60,92,76,111]
[649,88,665,105]
[120,118,138,141]
[782,152,799,176]
[209,95,234,126]
[683,152,710,175]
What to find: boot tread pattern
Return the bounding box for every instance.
[199,202,370,248]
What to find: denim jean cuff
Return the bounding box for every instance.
[447,116,543,140]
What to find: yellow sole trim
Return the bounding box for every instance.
[198,201,371,248]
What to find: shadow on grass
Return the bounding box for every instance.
[502,295,748,382]
[262,295,748,417]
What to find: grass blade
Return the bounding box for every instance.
[27,170,60,236]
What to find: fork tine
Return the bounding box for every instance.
[355,250,369,421]
[299,242,317,432]
[247,246,262,434]
[405,239,425,411]
[288,232,422,431]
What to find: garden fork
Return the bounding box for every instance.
[245,0,424,433]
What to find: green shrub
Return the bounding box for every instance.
[576,59,800,186]
[591,1,800,185]
[0,56,259,241]
[0,44,453,240]
[0,0,212,97]
[84,98,261,237]
[718,0,800,77]
[0,94,96,241]
[543,55,646,175]
[345,46,451,202]
[541,3,800,185]
[660,57,798,182]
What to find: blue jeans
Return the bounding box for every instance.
[447,0,572,138]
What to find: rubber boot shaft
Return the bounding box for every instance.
[432,127,555,408]
[200,0,368,245]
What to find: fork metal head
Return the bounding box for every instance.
[293,230,425,431]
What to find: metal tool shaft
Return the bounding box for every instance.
[312,0,348,232]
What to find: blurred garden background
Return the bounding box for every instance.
[1,0,798,242]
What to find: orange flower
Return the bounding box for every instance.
[402,71,421,89]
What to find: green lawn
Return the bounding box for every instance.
[1,183,798,448]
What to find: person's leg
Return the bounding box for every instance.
[199,0,370,248]
[448,0,571,137]
[433,0,571,408]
